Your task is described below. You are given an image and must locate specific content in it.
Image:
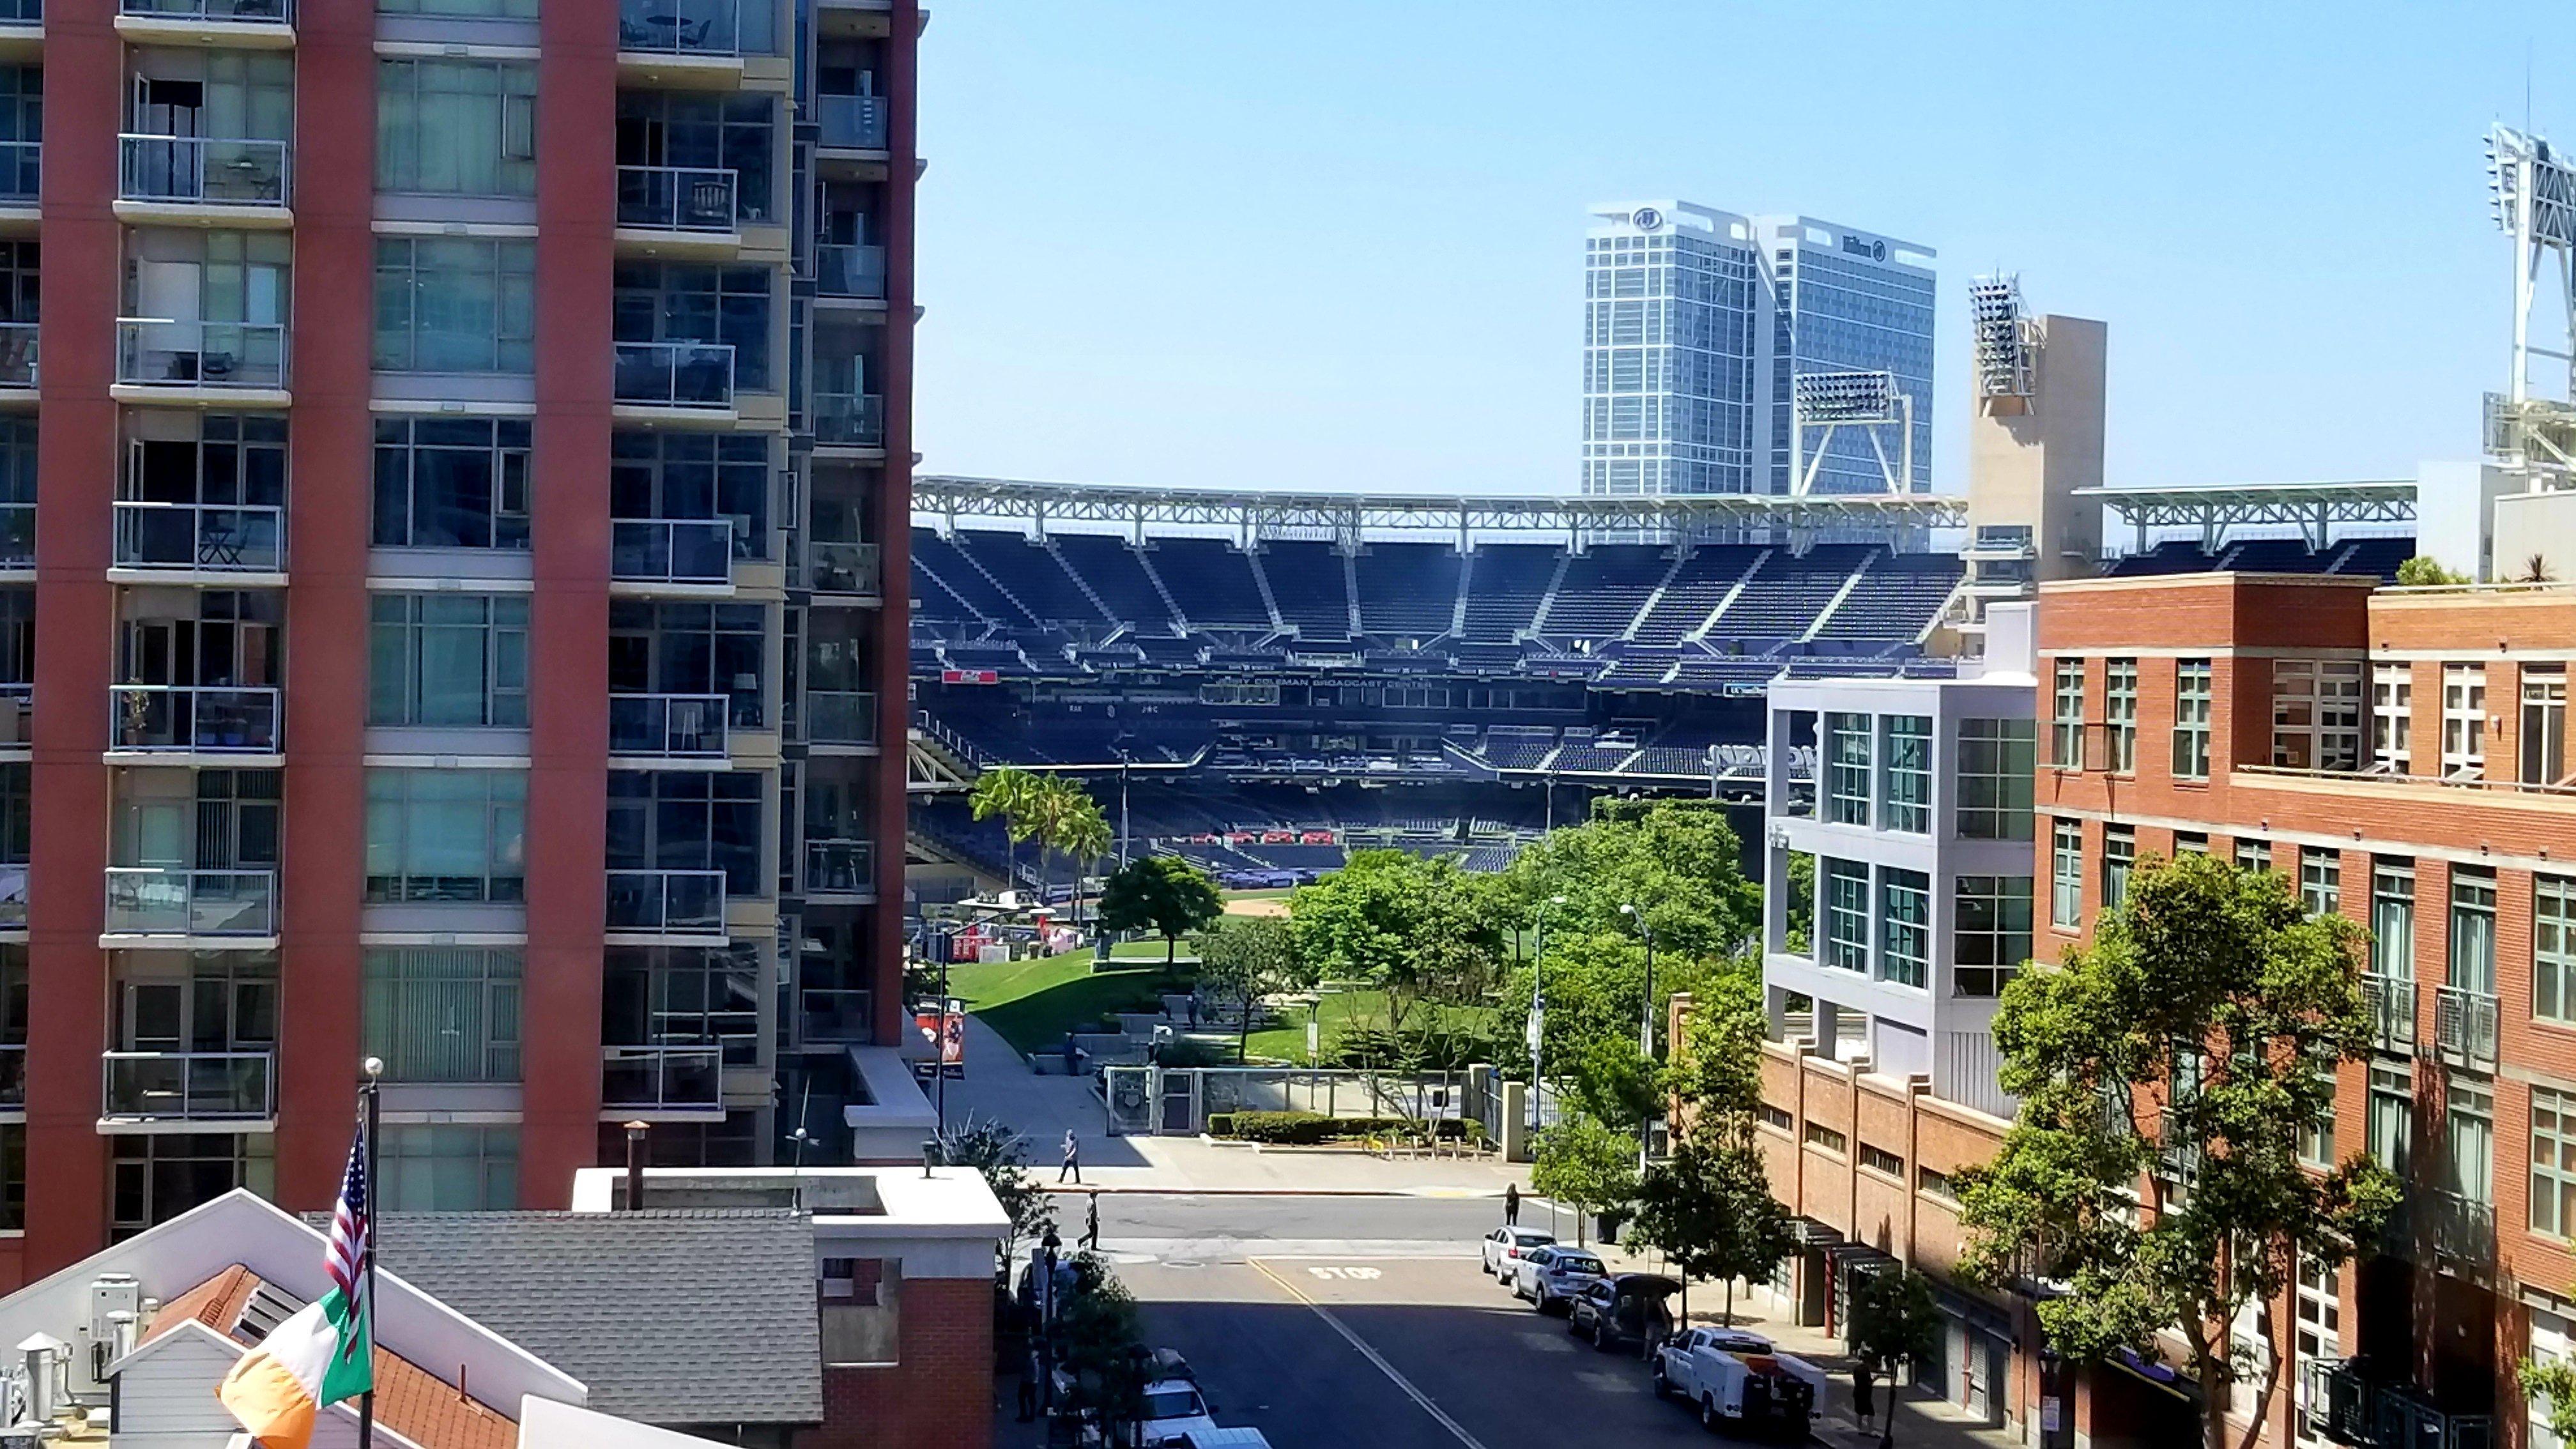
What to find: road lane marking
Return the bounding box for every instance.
[1248,1259,1494,1449]
[1305,1265,1383,1280]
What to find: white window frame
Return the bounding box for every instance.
[2370,661,2411,775]
[2442,663,2486,779]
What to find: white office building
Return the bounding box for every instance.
[1584,202,1935,498]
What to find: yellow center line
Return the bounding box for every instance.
[1246,1258,1493,1449]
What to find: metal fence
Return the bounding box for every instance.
[1102,1066,1476,1136]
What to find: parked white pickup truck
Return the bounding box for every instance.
[1651,1327,1827,1439]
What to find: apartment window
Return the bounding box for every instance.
[1822,859,1869,972]
[613,261,773,390]
[2050,657,2085,767]
[1859,1143,1905,1177]
[2542,877,2576,1026]
[1954,876,2032,997]
[2441,664,2486,778]
[372,417,531,551]
[362,947,521,1083]
[374,237,537,374]
[2537,1087,2576,1240]
[1916,1165,1955,1200]
[2366,1062,2411,1176]
[2051,820,2082,928]
[112,1134,273,1238]
[2172,659,2213,779]
[368,594,529,728]
[376,59,537,197]
[609,600,769,730]
[606,771,763,894]
[0,66,38,204]
[379,1124,519,1211]
[1803,1121,1847,1154]
[2451,866,2497,995]
[2174,831,2208,855]
[2449,1077,2494,1209]
[604,944,760,1064]
[2104,657,2138,772]
[364,768,527,903]
[1823,712,1871,825]
[2370,662,2413,774]
[2301,849,2342,917]
[1757,1103,1793,1134]
[1881,868,1929,988]
[2526,666,2570,788]
[2271,659,2364,772]
[1954,719,2035,840]
[617,91,778,225]
[2235,838,2272,874]
[2103,825,2135,913]
[2370,860,2415,981]
[2298,1057,2336,1168]
[1878,716,1930,834]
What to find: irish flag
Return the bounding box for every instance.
[218,1126,374,1448]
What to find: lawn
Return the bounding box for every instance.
[946,946,1192,1059]
[1238,990,1499,1066]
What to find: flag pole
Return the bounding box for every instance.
[358,1055,382,1449]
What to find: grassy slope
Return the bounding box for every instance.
[947,947,1192,1058]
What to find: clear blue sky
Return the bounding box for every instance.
[915,1,2574,496]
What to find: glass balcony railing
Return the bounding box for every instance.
[805,540,879,595]
[0,502,31,567]
[813,392,884,446]
[0,321,35,390]
[2361,972,2416,1054]
[815,243,886,300]
[803,838,873,896]
[616,164,738,233]
[102,1048,275,1121]
[816,94,887,150]
[611,518,732,585]
[601,1043,722,1110]
[119,135,290,208]
[0,0,34,26]
[614,341,733,409]
[112,684,282,753]
[609,693,728,759]
[0,1043,19,1106]
[103,866,278,938]
[606,868,725,935]
[0,862,23,926]
[799,988,871,1044]
[121,0,290,19]
[804,689,877,747]
[118,319,287,391]
[0,140,33,206]
[2435,985,2498,1071]
[617,0,740,55]
[114,501,285,574]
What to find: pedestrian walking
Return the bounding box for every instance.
[1059,1128,1082,1183]
[1084,1189,1101,1252]
[1016,1342,1039,1422]
[1853,1358,1876,1432]
[1504,1182,1521,1226]
[1187,996,1200,1031]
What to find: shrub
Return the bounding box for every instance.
[1155,1038,1229,1069]
[1211,1110,1471,1145]
[1206,1113,1236,1138]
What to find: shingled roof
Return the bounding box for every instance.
[360,1209,825,1429]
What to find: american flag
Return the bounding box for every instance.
[325,1126,370,1364]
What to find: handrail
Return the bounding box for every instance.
[804,689,877,746]
[119,0,292,21]
[118,134,289,206]
[613,340,734,408]
[610,517,733,584]
[813,392,884,446]
[2435,985,2499,1070]
[0,500,31,567]
[617,0,740,56]
[118,318,288,390]
[606,867,725,933]
[2359,971,2416,1050]
[2235,762,2576,800]
[815,243,886,299]
[102,1048,276,1120]
[111,682,281,753]
[608,692,728,758]
[600,1043,723,1108]
[805,540,880,595]
[615,164,738,233]
[113,500,285,572]
[0,319,34,388]
[103,866,278,937]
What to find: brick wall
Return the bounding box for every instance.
[804,1276,993,1449]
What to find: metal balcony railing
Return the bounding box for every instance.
[614,341,734,409]
[119,0,291,22]
[804,689,877,747]
[0,502,31,567]
[104,867,278,938]
[816,94,887,150]
[617,0,740,55]
[813,392,884,446]
[112,683,281,753]
[805,540,880,595]
[118,319,287,391]
[799,988,871,1044]
[600,1043,722,1110]
[0,320,34,389]
[608,693,728,759]
[0,1043,22,1107]
[610,518,732,585]
[2361,972,2416,1053]
[803,839,873,896]
[606,868,725,935]
[815,243,886,299]
[102,1048,275,1121]
[2432,1189,2496,1262]
[2435,985,2499,1071]
[113,501,284,574]
[2154,1110,2202,1188]
[119,135,289,207]
[616,164,737,233]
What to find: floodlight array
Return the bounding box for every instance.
[1968,275,2034,399]
[1792,369,1901,424]
[2489,124,2576,248]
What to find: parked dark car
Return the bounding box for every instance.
[1567,1273,1678,1356]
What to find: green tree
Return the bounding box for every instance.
[2521,1358,2576,1446]
[1629,1121,1793,1326]
[1846,1267,1942,1446]
[939,1115,1054,1271]
[1031,777,1112,926]
[1055,1253,1149,1441]
[1192,914,1310,1061]
[969,766,1045,891]
[1667,969,1767,1123]
[2394,555,2471,586]
[1097,856,1223,967]
[1289,850,1508,1031]
[1953,853,2400,1449]
[1782,850,1816,955]
[1504,798,1760,959]
[1530,1109,1641,1249]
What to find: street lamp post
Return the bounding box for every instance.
[1528,893,1568,1238]
[1621,902,1658,1168]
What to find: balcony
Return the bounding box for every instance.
[615,165,739,252]
[618,0,742,56]
[0,688,28,754]
[804,540,880,599]
[2360,972,2416,1054]
[111,684,281,757]
[101,1048,275,1124]
[0,502,30,571]
[117,0,294,46]
[116,319,288,403]
[608,693,728,762]
[112,502,285,581]
[606,868,726,940]
[0,320,34,392]
[613,341,734,417]
[600,1043,722,1114]
[0,1043,21,1105]
[2308,1360,2496,1449]
[611,518,733,590]
[117,136,291,224]
[2431,1189,2496,1264]
[812,392,883,448]
[816,95,887,151]
[2434,985,2498,1071]
[815,243,885,301]
[799,987,871,1045]
[804,689,877,751]
[0,4,35,65]
[103,867,277,945]
[802,839,873,900]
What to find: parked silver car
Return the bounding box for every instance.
[1479,1225,1554,1280]
[1510,1244,1606,1314]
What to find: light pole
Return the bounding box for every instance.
[1621,902,1658,1168]
[1530,893,1565,1241]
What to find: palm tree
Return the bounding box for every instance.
[968,767,1042,894]
[1048,781,1113,940]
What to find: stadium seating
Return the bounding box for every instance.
[954,530,1108,625]
[1258,540,1354,638]
[914,528,1036,627]
[1630,544,1766,644]
[1538,544,1671,638]
[1814,551,1963,640]
[1354,542,1463,636]
[1707,544,1876,640]
[1458,544,1563,641]
[1050,532,1176,627]
[1147,537,1275,631]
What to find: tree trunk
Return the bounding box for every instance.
[2196,1346,2230,1449]
[1238,997,1252,1064]
[1165,933,1176,968]
[1723,1276,1734,1326]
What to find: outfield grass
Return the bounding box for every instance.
[947,947,1192,1059]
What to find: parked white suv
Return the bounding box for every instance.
[1479,1226,1554,1280]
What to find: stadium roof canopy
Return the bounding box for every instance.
[2077,479,2416,549]
[914,474,1966,542]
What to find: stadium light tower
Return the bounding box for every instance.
[1968,275,2037,415]
[1790,369,1914,496]
[2486,123,2576,488]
